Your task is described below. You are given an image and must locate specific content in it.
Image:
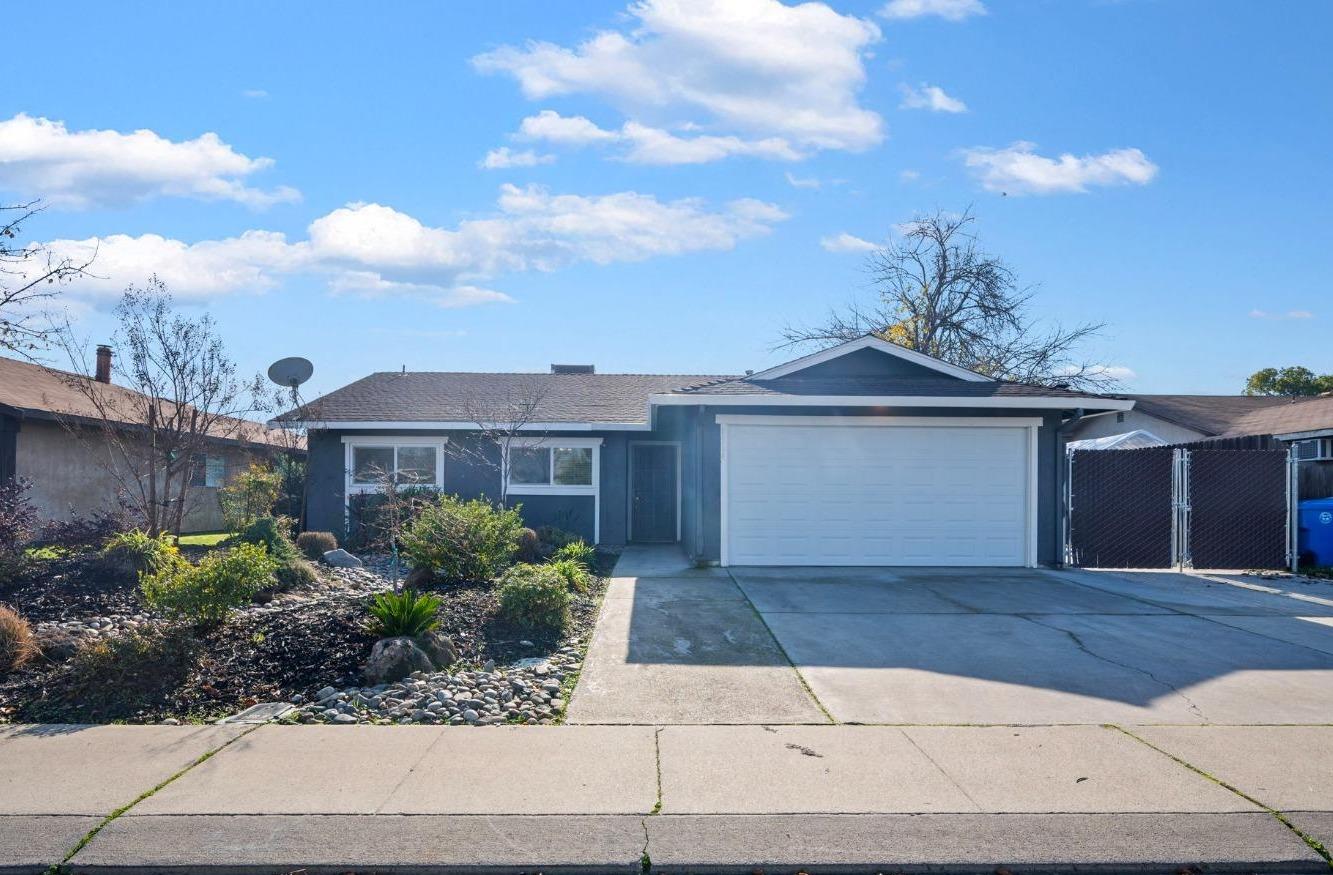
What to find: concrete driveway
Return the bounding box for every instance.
[568,547,1333,725]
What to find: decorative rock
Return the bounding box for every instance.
[363,637,435,685]
[418,631,459,669]
[322,548,364,568]
[404,566,435,589]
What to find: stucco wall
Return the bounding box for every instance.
[13,418,264,533]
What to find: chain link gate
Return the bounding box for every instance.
[1066,446,1294,570]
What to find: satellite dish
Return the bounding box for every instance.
[267,356,314,388]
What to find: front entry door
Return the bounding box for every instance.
[630,443,679,543]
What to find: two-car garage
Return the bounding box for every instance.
[720,416,1038,567]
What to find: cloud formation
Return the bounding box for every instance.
[35,185,788,308]
[474,0,884,163]
[961,141,1158,194]
[899,83,967,113]
[880,0,986,21]
[1249,309,1314,321]
[820,232,880,253]
[0,114,299,209]
[512,111,801,165]
[479,147,556,169]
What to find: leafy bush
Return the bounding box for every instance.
[366,589,442,638]
[296,531,338,561]
[218,463,283,532]
[237,516,299,561]
[274,557,319,590]
[140,542,277,626]
[0,479,38,584]
[547,558,591,594]
[36,506,137,550]
[497,564,572,629]
[400,495,524,582]
[100,530,180,581]
[346,486,438,552]
[0,605,38,674]
[551,539,596,569]
[536,525,581,550]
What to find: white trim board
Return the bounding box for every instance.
[715,414,1043,428]
[655,393,1133,411]
[312,420,649,432]
[747,335,991,382]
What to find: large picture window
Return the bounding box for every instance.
[503,438,601,495]
[346,440,444,490]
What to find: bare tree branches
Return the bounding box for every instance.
[0,201,94,356]
[50,278,267,535]
[448,377,550,505]
[780,209,1115,391]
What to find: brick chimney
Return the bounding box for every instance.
[95,345,113,383]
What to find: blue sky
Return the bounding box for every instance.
[6,0,1331,398]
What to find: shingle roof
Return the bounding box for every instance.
[1220,395,1333,438]
[1123,394,1296,436]
[287,372,731,425]
[673,375,1110,400]
[0,355,291,449]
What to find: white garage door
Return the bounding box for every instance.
[723,419,1034,567]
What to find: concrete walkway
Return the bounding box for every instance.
[2,722,1331,872]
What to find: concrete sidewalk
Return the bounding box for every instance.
[2,723,1330,873]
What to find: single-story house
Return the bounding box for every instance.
[285,336,1135,567]
[0,351,293,532]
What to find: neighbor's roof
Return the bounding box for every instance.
[283,372,731,425]
[1220,395,1333,439]
[1121,394,1294,436]
[670,375,1106,400]
[0,355,293,449]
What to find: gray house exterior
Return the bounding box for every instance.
[292,337,1133,567]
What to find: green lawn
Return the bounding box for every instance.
[175,531,233,547]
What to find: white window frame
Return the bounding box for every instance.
[1294,437,1333,462]
[341,436,448,495]
[503,436,602,544]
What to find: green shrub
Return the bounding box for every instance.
[497,563,572,629]
[547,558,591,594]
[140,542,277,626]
[218,463,282,532]
[400,495,524,582]
[295,531,338,561]
[274,557,319,590]
[100,530,180,581]
[516,527,541,562]
[237,516,299,561]
[1,605,38,674]
[346,486,438,552]
[535,525,581,550]
[551,539,596,569]
[366,589,442,638]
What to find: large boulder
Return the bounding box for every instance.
[363,636,433,684]
[322,548,363,568]
[418,631,458,669]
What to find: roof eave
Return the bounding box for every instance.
[648,393,1136,411]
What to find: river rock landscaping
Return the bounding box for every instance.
[0,547,611,725]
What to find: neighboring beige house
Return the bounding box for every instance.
[0,351,294,533]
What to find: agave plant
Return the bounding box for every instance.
[366,588,442,638]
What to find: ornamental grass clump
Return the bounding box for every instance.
[546,558,591,594]
[497,563,572,629]
[296,531,338,561]
[238,516,317,591]
[0,605,38,674]
[140,542,277,627]
[99,530,179,582]
[400,495,524,582]
[366,589,442,638]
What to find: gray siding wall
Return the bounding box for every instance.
[1068,410,1206,445]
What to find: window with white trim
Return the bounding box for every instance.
[344,439,445,491]
[504,438,601,493]
[1294,438,1333,462]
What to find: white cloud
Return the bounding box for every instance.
[479,147,556,169]
[1249,309,1314,320]
[880,0,986,21]
[821,232,880,253]
[785,171,822,189]
[1060,364,1137,383]
[961,141,1159,195]
[899,82,967,113]
[899,169,921,182]
[241,89,269,99]
[509,110,801,165]
[0,113,300,209]
[35,185,788,307]
[474,0,884,158]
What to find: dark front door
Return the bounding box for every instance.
[631,443,678,543]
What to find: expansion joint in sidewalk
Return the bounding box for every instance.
[726,569,837,725]
[1108,723,1332,868]
[48,723,262,874]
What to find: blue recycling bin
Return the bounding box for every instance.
[1298,497,1333,567]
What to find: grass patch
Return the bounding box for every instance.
[175,531,233,548]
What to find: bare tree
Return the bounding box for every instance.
[780,209,1114,390]
[449,377,550,506]
[1,201,94,356]
[52,278,266,536]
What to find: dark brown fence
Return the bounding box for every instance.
[1068,448,1174,568]
[1189,450,1288,568]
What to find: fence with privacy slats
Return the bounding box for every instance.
[1066,447,1294,570]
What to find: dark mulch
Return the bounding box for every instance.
[0,552,611,724]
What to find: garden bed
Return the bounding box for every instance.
[0,550,613,725]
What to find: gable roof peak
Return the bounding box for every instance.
[751,334,990,383]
